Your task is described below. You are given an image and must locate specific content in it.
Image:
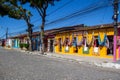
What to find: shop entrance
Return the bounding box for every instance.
[107,36,113,55]
[59,38,62,52]
[50,40,54,52]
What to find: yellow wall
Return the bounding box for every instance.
[54,27,119,59]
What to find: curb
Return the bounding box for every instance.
[94,62,120,69]
[45,53,120,69]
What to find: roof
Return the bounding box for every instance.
[9,22,120,39]
[47,24,84,34]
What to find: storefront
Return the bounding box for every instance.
[54,23,120,59]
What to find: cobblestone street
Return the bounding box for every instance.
[0,48,120,80]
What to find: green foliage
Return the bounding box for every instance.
[0,0,32,20]
[19,43,29,49]
[0,0,33,51]
[0,3,11,16]
[19,0,59,53]
[19,43,23,48]
[19,0,59,17]
[20,0,59,7]
[24,43,29,49]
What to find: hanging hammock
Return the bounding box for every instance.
[60,39,63,46]
[93,39,99,55]
[68,33,72,46]
[68,39,73,46]
[61,36,64,46]
[77,37,83,47]
[72,34,78,47]
[97,33,110,49]
[62,38,69,46]
[98,33,107,46]
[72,39,77,47]
[54,39,58,46]
[66,38,69,46]
[70,32,75,47]
[83,38,89,54]
[65,45,69,52]
[105,36,109,48]
[86,32,94,47]
[62,38,65,46]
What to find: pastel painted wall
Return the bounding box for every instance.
[6,39,12,48]
[13,39,19,48]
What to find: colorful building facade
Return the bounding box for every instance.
[54,23,120,60]
[4,23,120,60]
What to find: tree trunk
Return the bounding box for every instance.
[40,22,45,54]
[28,33,32,51]
[26,19,33,51]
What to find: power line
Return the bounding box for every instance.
[8,0,73,32]
[45,0,112,26]
[19,0,74,31]
[32,0,103,29]
[7,0,118,36]
[30,0,113,30]
[0,34,6,39]
[10,0,100,34]
[47,0,73,16]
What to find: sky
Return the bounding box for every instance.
[0,0,120,39]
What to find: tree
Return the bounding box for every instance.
[0,0,33,51]
[0,0,12,16]
[20,0,59,54]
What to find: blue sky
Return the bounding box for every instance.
[0,0,120,38]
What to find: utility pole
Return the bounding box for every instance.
[113,0,119,62]
[6,27,8,40]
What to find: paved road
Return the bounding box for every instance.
[0,48,120,80]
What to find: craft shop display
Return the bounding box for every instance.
[83,38,89,54]
[54,39,58,46]
[98,33,109,47]
[86,32,94,47]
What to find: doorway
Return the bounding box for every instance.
[107,36,113,55]
[59,38,62,52]
[50,40,54,52]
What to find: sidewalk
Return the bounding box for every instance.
[43,53,120,69]
[10,48,120,69]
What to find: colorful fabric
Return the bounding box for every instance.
[85,32,94,46]
[77,37,83,47]
[98,34,109,47]
[65,46,69,52]
[72,38,77,47]
[83,38,89,54]
[83,47,89,54]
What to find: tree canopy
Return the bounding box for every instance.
[19,0,59,18]
[0,0,33,51]
[19,0,60,53]
[0,0,59,52]
[0,0,32,20]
